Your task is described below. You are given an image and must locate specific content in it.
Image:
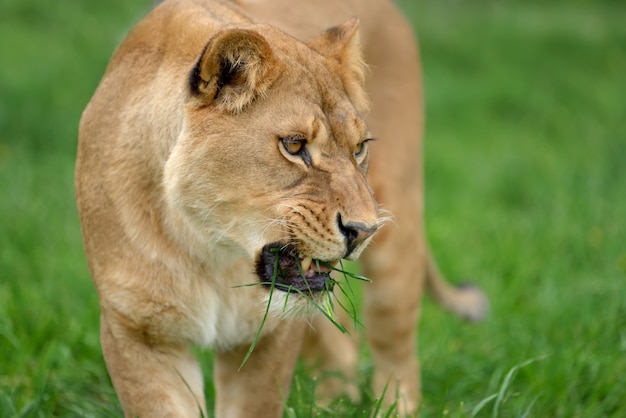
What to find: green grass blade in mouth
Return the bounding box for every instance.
[333,280,364,330]
[326,260,372,283]
[281,285,292,313]
[322,281,336,321]
[238,250,280,370]
[237,255,371,367]
[290,286,349,334]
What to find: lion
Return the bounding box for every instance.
[75,0,488,416]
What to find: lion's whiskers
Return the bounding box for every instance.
[376,207,395,229]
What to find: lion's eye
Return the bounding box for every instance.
[354,142,365,157]
[281,136,306,155]
[355,138,374,158]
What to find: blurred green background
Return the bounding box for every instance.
[1,0,624,416]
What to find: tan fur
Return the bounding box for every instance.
[76,0,487,416]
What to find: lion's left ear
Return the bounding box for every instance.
[307,18,368,113]
[190,29,281,113]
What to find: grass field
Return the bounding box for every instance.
[1,0,625,416]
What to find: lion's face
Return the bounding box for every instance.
[164,21,379,300]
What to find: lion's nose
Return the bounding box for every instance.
[337,214,378,257]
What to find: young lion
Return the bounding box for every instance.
[76,0,487,416]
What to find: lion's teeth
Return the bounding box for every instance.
[300,256,313,272]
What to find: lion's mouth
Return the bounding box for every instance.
[255,243,336,293]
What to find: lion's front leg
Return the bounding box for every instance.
[100,313,206,418]
[214,320,305,418]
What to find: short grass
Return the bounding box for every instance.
[1,0,624,416]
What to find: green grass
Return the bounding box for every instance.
[1,0,625,416]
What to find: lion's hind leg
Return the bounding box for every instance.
[360,228,425,416]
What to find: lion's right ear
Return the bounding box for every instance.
[189,29,281,113]
[307,18,369,114]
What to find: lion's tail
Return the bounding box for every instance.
[425,249,489,321]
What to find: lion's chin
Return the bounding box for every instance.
[255,242,337,294]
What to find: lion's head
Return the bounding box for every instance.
[163,19,379,305]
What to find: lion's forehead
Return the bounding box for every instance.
[272,45,366,136]
[268,82,366,149]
